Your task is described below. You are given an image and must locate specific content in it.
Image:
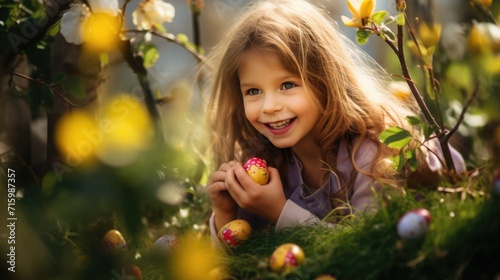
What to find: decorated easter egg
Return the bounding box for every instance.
[152,234,179,253]
[244,157,269,185]
[493,169,500,195]
[397,208,431,239]
[269,243,305,274]
[103,229,128,253]
[218,219,252,247]
[124,264,142,280]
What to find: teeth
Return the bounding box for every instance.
[269,119,291,129]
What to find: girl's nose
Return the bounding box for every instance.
[262,92,283,114]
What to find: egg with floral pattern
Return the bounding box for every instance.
[218,219,252,247]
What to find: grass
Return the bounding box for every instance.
[215,186,500,280]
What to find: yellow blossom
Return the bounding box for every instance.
[418,22,442,49]
[341,0,376,28]
[467,22,500,55]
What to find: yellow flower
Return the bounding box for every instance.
[418,22,441,49]
[96,95,154,166]
[467,22,500,55]
[341,0,376,28]
[55,111,99,165]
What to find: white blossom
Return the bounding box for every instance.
[132,0,175,30]
[60,3,90,44]
[87,0,120,16]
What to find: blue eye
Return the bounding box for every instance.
[247,88,261,96]
[281,82,296,90]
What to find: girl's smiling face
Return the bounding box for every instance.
[238,50,320,151]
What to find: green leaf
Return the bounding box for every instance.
[61,76,86,100]
[406,148,418,171]
[100,53,109,68]
[140,43,159,68]
[152,23,166,33]
[395,13,405,25]
[372,11,389,25]
[379,126,412,149]
[356,29,373,45]
[176,33,190,44]
[47,19,61,37]
[40,86,54,111]
[381,27,396,42]
[390,153,405,171]
[384,16,395,25]
[406,116,423,126]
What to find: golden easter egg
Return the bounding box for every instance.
[102,229,128,253]
[269,243,305,274]
[217,219,252,247]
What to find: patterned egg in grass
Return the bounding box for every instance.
[397,208,431,239]
[269,243,305,275]
[152,234,179,253]
[218,219,252,247]
[103,229,128,253]
[244,157,269,185]
[493,168,500,195]
[124,264,142,280]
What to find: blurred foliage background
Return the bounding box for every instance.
[0,0,500,279]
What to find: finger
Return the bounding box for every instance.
[207,170,227,185]
[267,167,280,182]
[218,162,233,172]
[206,181,228,197]
[233,162,257,190]
[225,167,246,204]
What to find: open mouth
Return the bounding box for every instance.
[267,118,296,130]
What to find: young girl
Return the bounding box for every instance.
[204,0,465,236]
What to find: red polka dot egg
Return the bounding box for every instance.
[244,157,269,185]
[218,219,252,247]
[269,243,305,274]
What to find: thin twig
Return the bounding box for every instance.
[447,81,480,140]
[124,29,206,63]
[9,72,96,107]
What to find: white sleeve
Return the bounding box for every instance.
[208,213,222,246]
[275,200,320,232]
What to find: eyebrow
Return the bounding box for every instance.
[239,75,300,88]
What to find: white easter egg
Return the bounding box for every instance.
[397,208,431,239]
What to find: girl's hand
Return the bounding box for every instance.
[207,161,239,231]
[225,163,286,223]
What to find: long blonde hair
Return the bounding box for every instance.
[204,0,419,201]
